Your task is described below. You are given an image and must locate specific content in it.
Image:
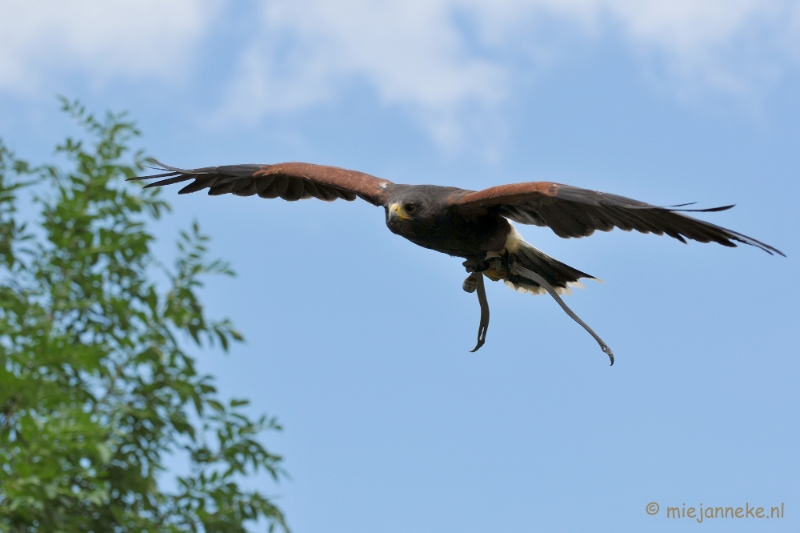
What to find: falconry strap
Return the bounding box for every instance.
[464,264,614,365]
[512,265,614,365]
[466,273,490,353]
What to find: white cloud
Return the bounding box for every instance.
[219,0,508,147]
[3,1,797,148]
[218,0,800,146]
[0,0,219,94]
[570,0,796,94]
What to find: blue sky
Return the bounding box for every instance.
[1,1,798,531]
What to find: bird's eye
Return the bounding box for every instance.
[404,204,417,214]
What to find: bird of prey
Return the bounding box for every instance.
[132,160,783,365]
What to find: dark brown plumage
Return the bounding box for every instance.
[131,160,783,363]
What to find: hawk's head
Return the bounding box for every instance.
[384,185,454,236]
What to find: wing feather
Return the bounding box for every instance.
[312,183,341,202]
[280,177,307,201]
[209,181,238,196]
[231,180,259,197]
[255,176,276,197]
[231,179,258,196]
[179,176,218,195]
[131,159,394,206]
[264,175,288,199]
[451,182,783,255]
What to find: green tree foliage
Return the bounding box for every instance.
[0,100,287,532]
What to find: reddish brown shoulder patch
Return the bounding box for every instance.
[451,182,560,208]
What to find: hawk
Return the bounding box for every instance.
[133,161,783,365]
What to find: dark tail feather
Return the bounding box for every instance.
[507,243,594,295]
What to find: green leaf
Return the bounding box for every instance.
[96,442,113,464]
[0,99,288,533]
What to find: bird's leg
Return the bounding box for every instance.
[462,258,491,273]
[462,259,491,352]
[462,258,489,293]
[469,274,490,353]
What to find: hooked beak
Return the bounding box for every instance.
[389,203,410,221]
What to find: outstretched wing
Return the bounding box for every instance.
[130,160,395,206]
[450,182,784,256]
